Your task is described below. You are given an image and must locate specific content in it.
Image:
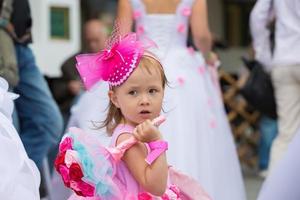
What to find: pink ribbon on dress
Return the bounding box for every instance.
[108,116,167,163]
[108,137,137,161]
[145,140,168,165]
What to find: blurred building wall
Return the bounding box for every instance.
[29,0,81,77]
[27,0,255,76]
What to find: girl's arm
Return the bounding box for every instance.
[190,0,212,56]
[116,121,168,196]
[116,0,133,34]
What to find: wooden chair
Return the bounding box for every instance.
[219,68,260,169]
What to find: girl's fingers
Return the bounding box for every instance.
[133,127,141,140]
[134,124,143,140]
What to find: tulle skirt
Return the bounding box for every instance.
[0,113,40,200]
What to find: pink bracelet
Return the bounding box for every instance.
[145,140,168,165]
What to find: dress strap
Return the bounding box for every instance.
[110,124,135,147]
[129,0,146,15]
[109,124,151,161]
[175,0,195,16]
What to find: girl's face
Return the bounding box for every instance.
[109,65,164,127]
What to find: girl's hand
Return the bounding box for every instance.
[133,120,162,143]
[205,51,219,66]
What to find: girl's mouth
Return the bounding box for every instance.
[139,110,151,118]
[140,110,150,114]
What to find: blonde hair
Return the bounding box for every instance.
[101,55,167,135]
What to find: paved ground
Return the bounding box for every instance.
[244,172,264,200]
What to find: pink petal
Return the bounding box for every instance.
[162,194,170,200]
[177,23,186,33]
[65,150,80,168]
[59,137,73,153]
[59,165,70,185]
[187,46,195,55]
[210,119,217,128]
[77,180,95,197]
[198,66,206,75]
[137,25,145,35]
[207,98,213,107]
[138,192,152,200]
[133,10,142,20]
[177,77,185,85]
[181,7,191,16]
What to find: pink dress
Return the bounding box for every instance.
[109,124,146,198]
[109,124,211,199]
[65,124,211,200]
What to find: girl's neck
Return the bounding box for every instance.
[119,118,138,127]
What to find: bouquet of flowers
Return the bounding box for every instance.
[55,116,166,199]
[55,127,122,199]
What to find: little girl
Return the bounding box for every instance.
[62,33,211,199]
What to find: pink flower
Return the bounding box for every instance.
[137,25,145,35]
[76,180,95,197]
[59,137,73,153]
[187,46,195,55]
[70,181,83,196]
[55,151,66,171]
[161,194,170,200]
[207,98,213,107]
[68,164,95,197]
[177,77,185,86]
[210,119,217,128]
[138,193,152,200]
[65,150,80,167]
[181,7,191,16]
[177,23,186,33]
[59,165,70,187]
[133,10,142,20]
[69,163,84,181]
[198,66,206,75]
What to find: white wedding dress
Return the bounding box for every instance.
[67,0,246,199]
[0,77,40,200]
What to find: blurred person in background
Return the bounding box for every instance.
[257,128,300,200]
[250,0,300,173]
[0,77,40,200]
[51,19,108,126]
[49,19,109,200]
[0,0,63,197]
[246,18,278,178]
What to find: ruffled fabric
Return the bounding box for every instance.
[0,77,19,121]
[76,33,145,89]
[0,77,40,200]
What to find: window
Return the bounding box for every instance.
[50,6,70,40]
[224,0,255,46]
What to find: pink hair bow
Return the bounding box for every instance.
[76,33,156,90]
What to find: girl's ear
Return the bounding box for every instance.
[108,90,120,108]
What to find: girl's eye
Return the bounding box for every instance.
[149,89,158,94]
[129,90,137,95]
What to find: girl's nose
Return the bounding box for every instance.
[140,94,150,105]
